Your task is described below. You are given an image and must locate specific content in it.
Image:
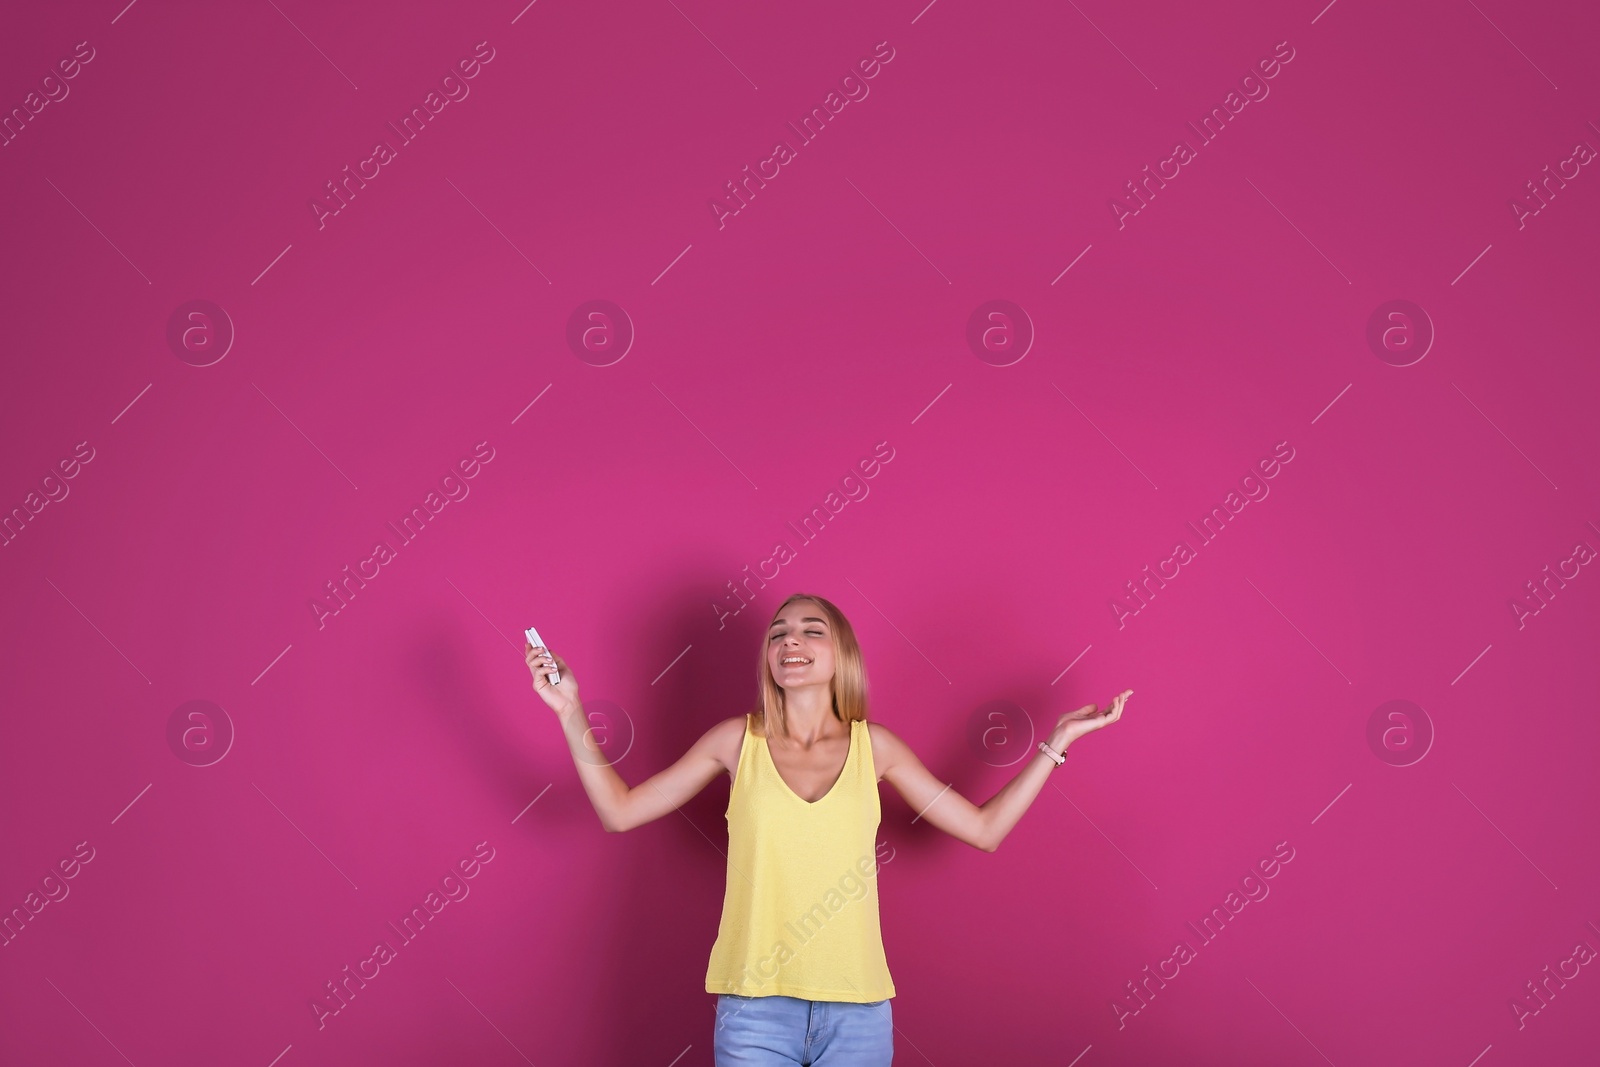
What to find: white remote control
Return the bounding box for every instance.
[523,626,561,685]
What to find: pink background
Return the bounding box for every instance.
[3,0,1598,1064]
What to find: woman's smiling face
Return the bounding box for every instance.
[767,600,835,687]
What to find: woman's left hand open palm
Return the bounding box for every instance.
[1055,688,1132,747]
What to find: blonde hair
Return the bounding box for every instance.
[753,592,869,740]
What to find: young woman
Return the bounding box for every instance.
[524,592,1130,1066]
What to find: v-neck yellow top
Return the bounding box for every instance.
[704,713,896,1002]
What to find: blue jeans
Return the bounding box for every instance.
[714,993,894,1066]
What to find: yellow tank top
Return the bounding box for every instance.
[704,713,896,1002]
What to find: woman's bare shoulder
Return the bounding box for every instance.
[708,714,751,774]
[864,720,907,778]
[864,719,906,744]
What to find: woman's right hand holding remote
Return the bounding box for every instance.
[525,642,581,720]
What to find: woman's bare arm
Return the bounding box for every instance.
[870,691,1130,852]
[525,640,741,832]
[871,723,993,850]
[557,710,741,832]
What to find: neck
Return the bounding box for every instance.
[771,689,841,745]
